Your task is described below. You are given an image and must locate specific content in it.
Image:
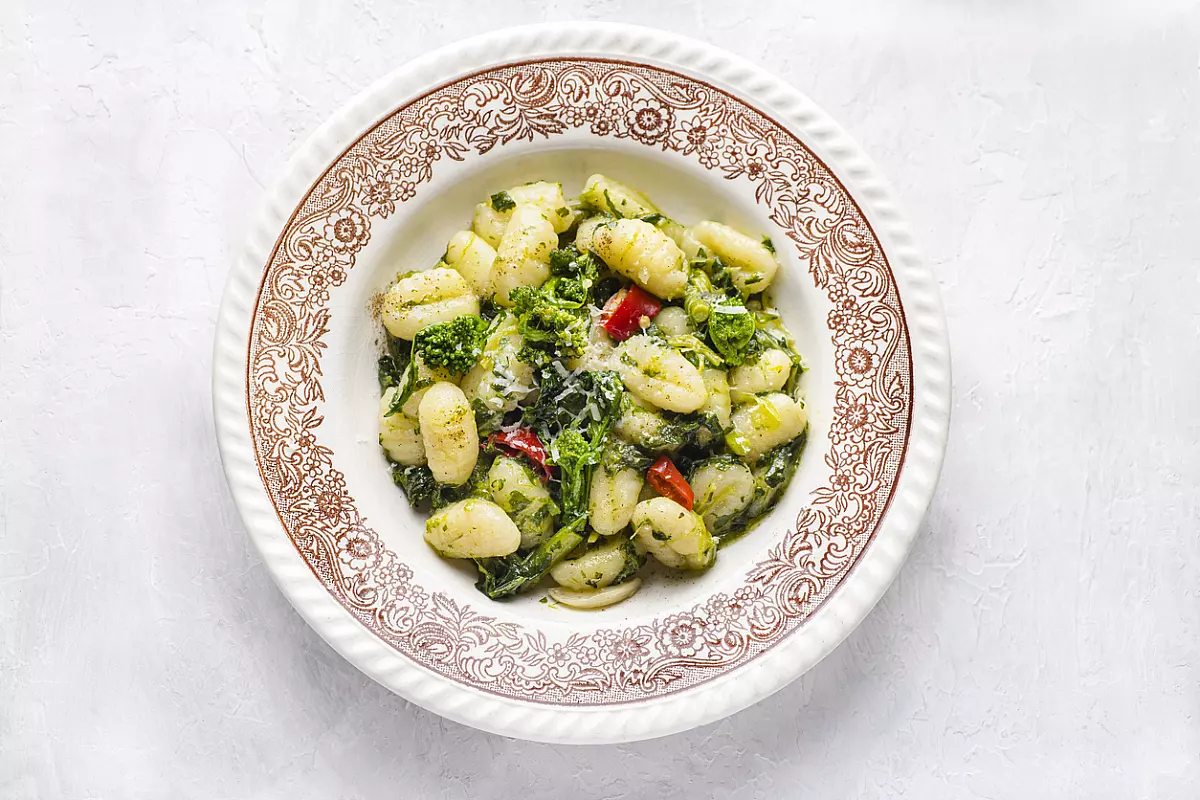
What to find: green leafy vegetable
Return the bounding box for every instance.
[391,464,438,506]
[384,356,430,417]
[524,369,624,445]
[600,440,652,475]
[489,191,516,212]
[377,335,411,391]
[392,455,495,511]
[412,315,489,375]
[762,236,776,254]
[708,303,756,365]
[610,537,647,585]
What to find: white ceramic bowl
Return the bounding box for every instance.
[213,22,950,743]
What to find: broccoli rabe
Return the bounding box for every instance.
[412,314,489,375]
[474,515,587,599]
[548,245,600,284]
[474,369,624,599]
[392,455,495,512]
[524,369,625,444]
[707,303,756,366]
[510,285,590,368]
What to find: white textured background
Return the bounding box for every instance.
[3,1,1199,797]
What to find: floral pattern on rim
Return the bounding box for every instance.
[246,59,912,704]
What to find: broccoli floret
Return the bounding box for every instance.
[411,315,488,375]
[510,285,590,367]
[548,245,600,284]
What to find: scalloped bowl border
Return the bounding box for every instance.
[213,22,950,744]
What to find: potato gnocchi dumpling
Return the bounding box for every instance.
[488,456,559,549]
[726,392,808,460]
[382,267,480,340]
[592,219,688,300]
[616,335,707,413]
[700,367,732,431]
[376,174,807,610]
[687,220,780,295]
[579,173,658,218]
[418,382,479,485]
[588,443,647,535]
[379,387,426,466]
[549,536,641,591]
[689,457,756,535]
[443,230,496,297]
[492,204,557,306]
[425,497,521,559]
[472,181,573,247]
[729,348,793,396]
[632,497,716,571]
[548,579,642,610]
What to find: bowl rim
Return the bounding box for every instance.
[213,21,951,744]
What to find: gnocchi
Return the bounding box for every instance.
[616,335,707,413]
[382,267,480,340]
[443,230,496,297]
[687,220,780,295]
[378,386,425,466]
[726,392,808,460]
[488,456,558,549]
[729,348,793,395]
[632,497,716,571]
[376,174,807,609]
[425,497,521,558]
[472,181,573,247]
[591,219,688,300]
[418,382,479,485]
[491,204,556,306]
[700,368,732,431]
[548,579,642,610]
[689,457,756,535]
[653,305,692,336]
[549,537,641,591]
[588,443,646,535]
[579,173,658,218]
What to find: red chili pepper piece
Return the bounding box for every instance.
[646,455,694,511]
[488,428,553,483]
[600,285,662,341]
